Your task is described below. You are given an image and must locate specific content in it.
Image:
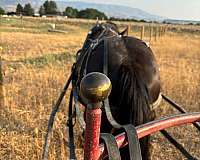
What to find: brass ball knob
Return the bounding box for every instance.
[80,72,112,104]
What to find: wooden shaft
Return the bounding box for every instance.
[140,26,145,40]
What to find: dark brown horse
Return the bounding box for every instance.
[73,22,161,160]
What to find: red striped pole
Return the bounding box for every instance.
[80,72,112,160]
[84,104,102,160]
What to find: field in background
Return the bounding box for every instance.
[0,17,200,160]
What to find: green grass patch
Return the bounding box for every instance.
[6,52,76,69]
[23,53,75,67]
[0,17,89,34]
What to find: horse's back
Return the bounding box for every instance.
[106,36,160,103]
[86,35,160,104]
[122,36,161,103]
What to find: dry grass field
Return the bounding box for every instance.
[0,17,200,160]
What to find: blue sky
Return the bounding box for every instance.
[72,0,200,21]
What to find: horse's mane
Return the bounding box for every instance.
[99,21,128,37]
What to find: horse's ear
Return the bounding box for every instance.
[119,26,129,36]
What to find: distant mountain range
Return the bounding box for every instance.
[0,0,165,21]
[164,19,200,25]
[58,1,166,21]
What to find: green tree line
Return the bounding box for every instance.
[1,0,107,19]
[39,0,107,19]
[62,7,107,19]
[16,3,34,16]
[14,0,108,19]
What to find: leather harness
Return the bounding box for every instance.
[69,24,142,160]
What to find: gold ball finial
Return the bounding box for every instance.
[80,72,112,104]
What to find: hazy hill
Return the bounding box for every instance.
[0,0,165,21]
[164,19,200,25]
[56,1,165,21]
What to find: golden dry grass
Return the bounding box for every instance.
[0,17,200,160]
[149,33,200,160]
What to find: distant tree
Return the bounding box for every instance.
[23,3,34,16]
[7,12,16,16]
[39,6,45,16]
[0,7,5,15]
[63,7,78,18]
[139,19,147,23]
[43,0,58,15]
[78,8,107,20]
[57,11,62,16]
[163,20,171,24]
[16,3,23,15]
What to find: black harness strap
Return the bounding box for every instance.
[73,89,86,130]
[67,90,77,160]
[123,125,142,160]
[103,99,121,128]
[103,38,108,75]
[101,133,121,160]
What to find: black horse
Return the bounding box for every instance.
[73,22,161,160]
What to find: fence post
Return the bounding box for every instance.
[158,26,161,38]
[149,24,153,42]
[154,26,158,42]
[128,24,131,35]
[161,26,164,37]
[164,26,168,35]
[20,15,23,28]
[140,26,145,40]
[0,56,4,108]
